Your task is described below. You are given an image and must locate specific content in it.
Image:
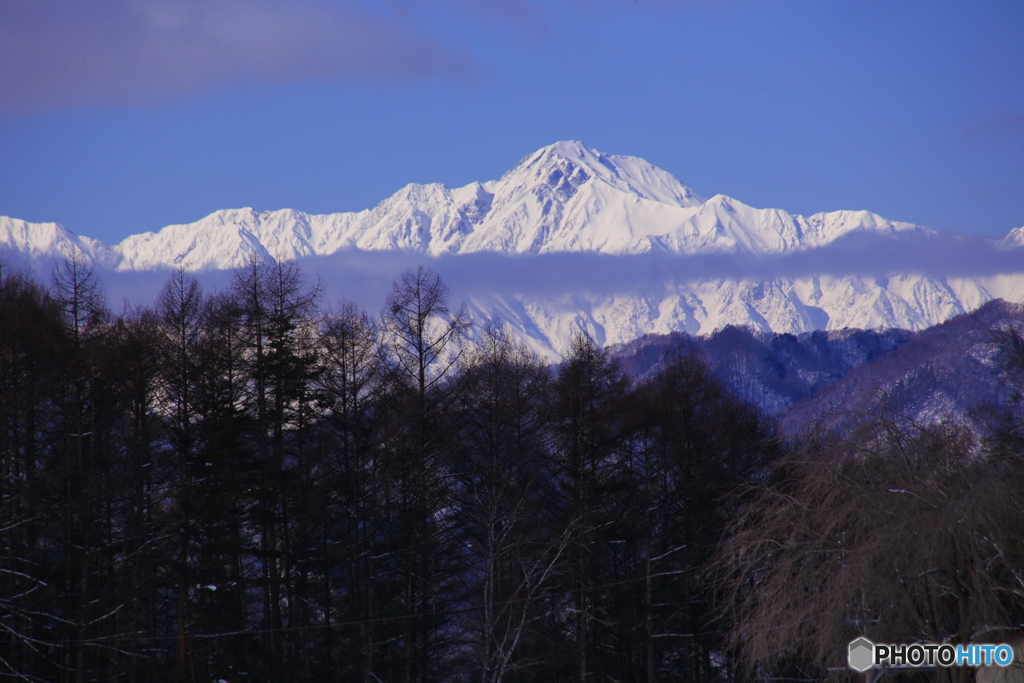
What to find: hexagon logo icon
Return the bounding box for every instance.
[849,637,875,672]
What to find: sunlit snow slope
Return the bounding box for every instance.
[2,141,1022,358]
[109,141,928,268]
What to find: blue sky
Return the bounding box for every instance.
[1,0,1022,245]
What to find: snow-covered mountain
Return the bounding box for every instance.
[0,216,120,268]
[1000,226,1024,250]
[2,141,1022,358]
[108,141,933,268]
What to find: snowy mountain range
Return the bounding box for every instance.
[2,141,1023,358]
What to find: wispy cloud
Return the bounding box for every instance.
[90,229,1023,341]
[449,0,548,36]
[0,0,475,112]
[198,231,1019,315]
[433,233,1024,300]
[0,0,743,111]
[958,110,1024,143]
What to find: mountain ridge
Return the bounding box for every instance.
[2,140,970,271]
[607,298,1024,438]
[2,141,1022,358]
[777,298,1024,437]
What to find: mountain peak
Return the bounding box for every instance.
[503,140,705,210]
[1,142,1022,362]
[525,140,606,170]
[0,141,959,268]
[506,140,608,182]
[999,225,1024,250]
[534,139,593,159]
[0,215,120,269]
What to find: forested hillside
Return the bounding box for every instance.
[2,257,1023,683]
[0,258,773,682]
[611,326,915,418]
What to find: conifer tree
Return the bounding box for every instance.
[0,269,68,680]
[316,301,387,681]
[230,258,322,681]
[549,332,631,683]
[380,266,470,683]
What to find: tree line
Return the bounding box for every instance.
[0,258,775,683]
[2,257,1022,683]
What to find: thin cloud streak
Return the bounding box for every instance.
[435,234,1024,298]
[91,232,1023,323]
[261,232,1024,313]
[0,0,475,112]
[958,110,1024,143]
[449,0,548,37]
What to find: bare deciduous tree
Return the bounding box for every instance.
[380,266,470,683]
[454,326,576,683]
[382,265,470,410]
[716,417,1024,683]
